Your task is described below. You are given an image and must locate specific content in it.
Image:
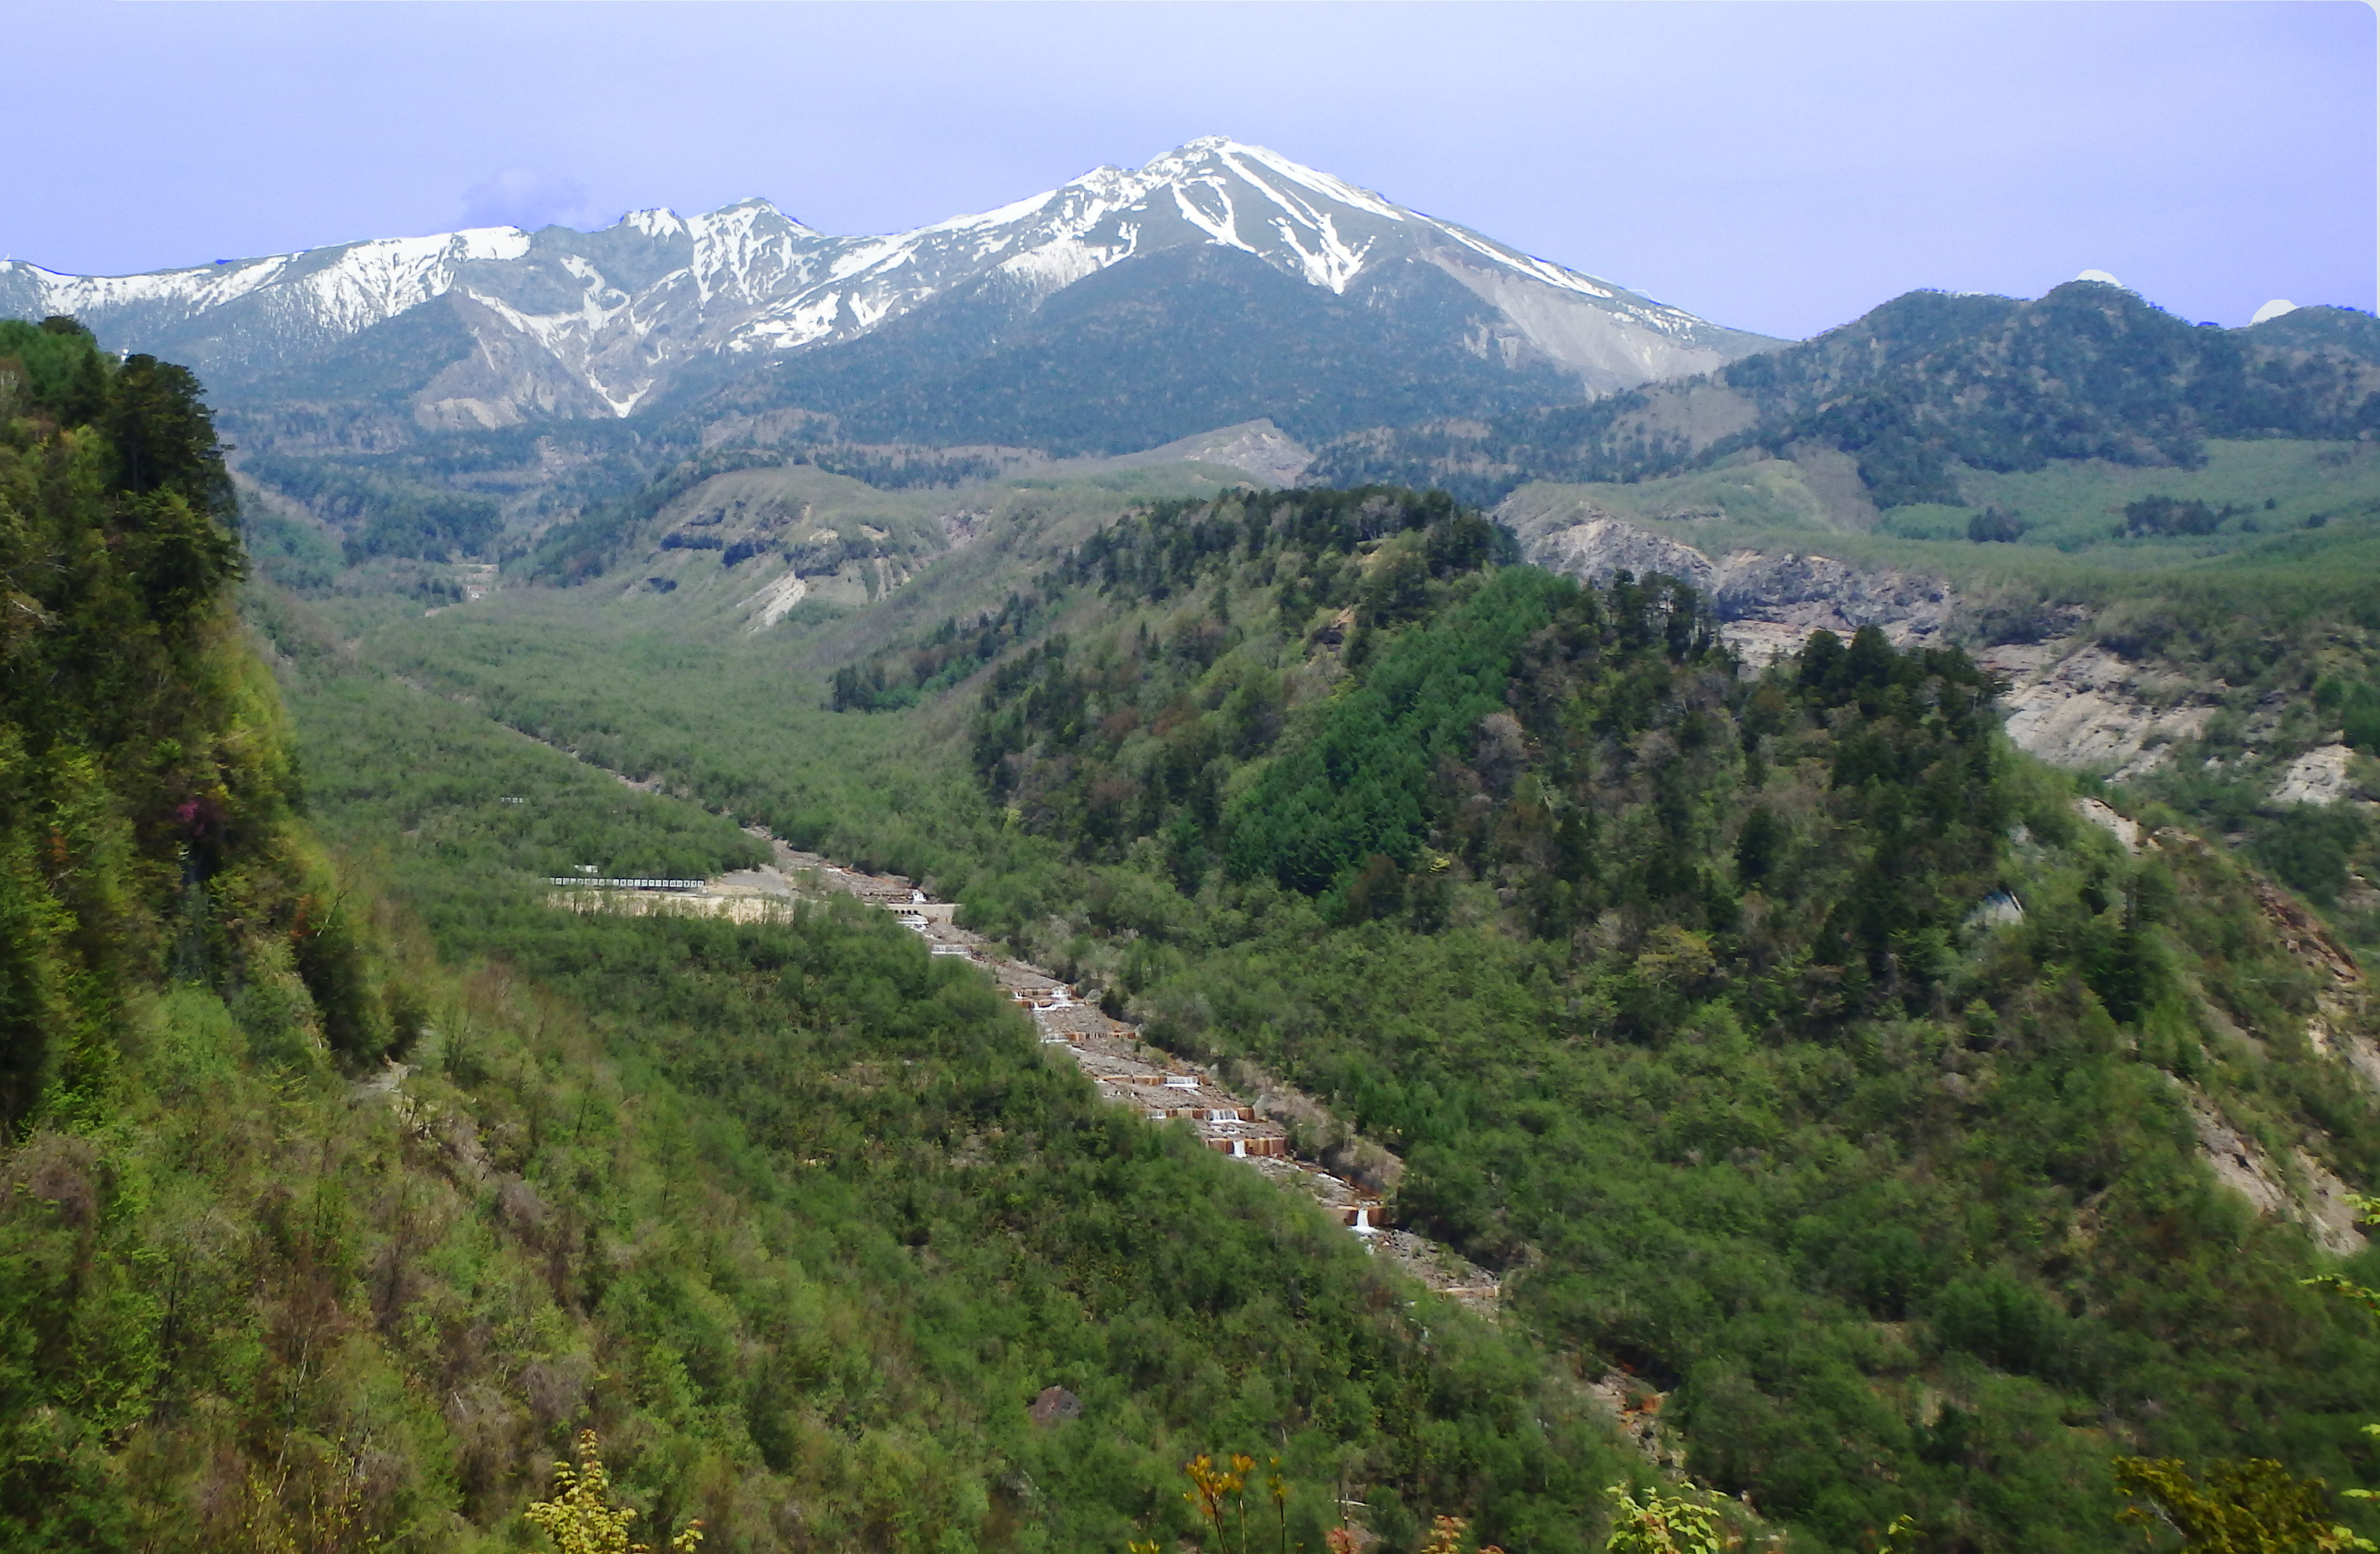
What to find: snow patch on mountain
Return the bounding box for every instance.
[624,208,688,239]
[1000,235,1125,292]
[1168,181,1259,255]
[1190,137,1406,223]
[686,201,821,305]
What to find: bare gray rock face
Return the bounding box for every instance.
[1078,418,1314,486]
[1709,549,1954,642]
[2190,1096,2365,1256]
[1975,642,2215,781]
[1508,508,2357,801]
[1505,506,2254,785]
[2272,744,2361,807]
[1524,516,1716,594]
[1029,1386,1083,1427]
[1502,507,1954,666]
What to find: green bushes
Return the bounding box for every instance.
[1225,570,1574,893]
[2317,673,2380,755]
[2123,494,2233,537]
[1931,1273,2064,1378]
[2249,805,2371,908]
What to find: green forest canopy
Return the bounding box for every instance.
[929,486,2380,1551]
[56,299,2380,1550]
[1,325,1663,1554]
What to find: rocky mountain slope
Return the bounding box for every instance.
[3,138,1775,451]
[1504,490,2374,783]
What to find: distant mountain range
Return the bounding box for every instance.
[1311,284,2380,506]
[16,136,2376,586]
[0,138,1778,455]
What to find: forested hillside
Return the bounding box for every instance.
[0,330,1657,1551]
[1,317,321,1126]
[915,487,2380,1551]
[682,245,1590,458]
[329,468,2380,1551]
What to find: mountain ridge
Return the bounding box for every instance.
[1309,282,2380,506]
[1,137,1778,442]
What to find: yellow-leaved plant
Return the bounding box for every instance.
[526,1430,703,1554]
[1422,1513,1503,1554]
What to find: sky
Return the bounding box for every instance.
[4,1,2371,340]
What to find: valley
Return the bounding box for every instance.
[271,468,2380,1554]
[5,141,2380,1554]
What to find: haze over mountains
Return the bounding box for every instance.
[0,137,1777,452]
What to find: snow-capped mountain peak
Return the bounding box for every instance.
[1,138,1775,435]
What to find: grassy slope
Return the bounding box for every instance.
[1503,439,2380,598]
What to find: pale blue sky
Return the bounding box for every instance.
[8,1,2371,338]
